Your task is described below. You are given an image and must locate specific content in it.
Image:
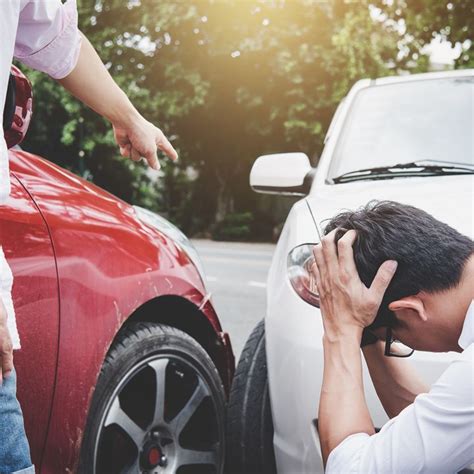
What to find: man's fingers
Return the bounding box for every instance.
[157,132,178,162]
[370,260,398,301]
[0,341,14,385]
[321,229,339,277]
[115,133,131,147]
[337,229,358,276]
[130,142,160,170]
[309,258,321,295]
[119,144,131,158]
[130,147,143,163]
[1,350,13,379]
[313,244,327,289]
[142,147,160,170]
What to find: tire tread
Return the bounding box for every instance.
[226,319,276,474]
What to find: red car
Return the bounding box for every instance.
[1,67,234,473]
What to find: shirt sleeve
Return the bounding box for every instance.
[14,0,82,79]
[326,346,474,474]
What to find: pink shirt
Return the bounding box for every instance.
[1,0,82,349]
[1,0,82,204]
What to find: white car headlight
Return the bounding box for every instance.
[287,243,320,307]
[133,206,207,284]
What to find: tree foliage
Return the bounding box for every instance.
[374,0,473,67]
[19,0,471,238]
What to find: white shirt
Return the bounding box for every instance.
[1,0,81,349]
[327,301,474,474]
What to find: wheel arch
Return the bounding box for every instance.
[119,295,234,395]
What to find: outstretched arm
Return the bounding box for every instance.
[58,33,178,170]
[14,1,177,170]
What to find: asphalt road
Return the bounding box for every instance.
[192,239,276,360]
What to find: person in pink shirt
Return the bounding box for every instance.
[0,2,178,473]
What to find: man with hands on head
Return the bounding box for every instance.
[311,201,474,474]
[1,1,177,472]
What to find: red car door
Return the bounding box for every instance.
[0,173,60,471]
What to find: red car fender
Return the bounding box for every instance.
[9,150,234,473]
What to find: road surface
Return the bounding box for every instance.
[192,239,276,360]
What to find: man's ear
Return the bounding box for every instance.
[388,295,428,322]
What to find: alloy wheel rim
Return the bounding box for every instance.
[93,353,223,474]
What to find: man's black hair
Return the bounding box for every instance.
[324,201,473,329]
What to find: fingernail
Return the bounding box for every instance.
[388,260,398,271]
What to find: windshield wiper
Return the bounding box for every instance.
[331,160,474,184]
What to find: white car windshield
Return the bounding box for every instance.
[328,77,474,181]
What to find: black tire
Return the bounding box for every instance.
[226,319,277,474]
[79,322,226,474]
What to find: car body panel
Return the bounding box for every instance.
[308,174,474,239]
[264,69,473,473]
[7,150,233,473]
[0,174,59,470]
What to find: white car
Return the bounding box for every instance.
[226,69,474,473]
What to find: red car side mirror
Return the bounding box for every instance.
[3,65,33,149]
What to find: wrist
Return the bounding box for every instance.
[107,92,141,128]
[323,326,363,346]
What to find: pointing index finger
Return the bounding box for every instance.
[157,133,178,162]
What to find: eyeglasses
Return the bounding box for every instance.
[384,326,415,358]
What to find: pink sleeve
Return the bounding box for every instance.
[14,0,82,80]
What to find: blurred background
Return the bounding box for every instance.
[20,0,473,242]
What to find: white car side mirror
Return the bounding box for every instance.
[250,153,314,196]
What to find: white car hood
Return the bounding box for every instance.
[307,174,474,238]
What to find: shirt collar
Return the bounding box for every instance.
[458,300,474,350]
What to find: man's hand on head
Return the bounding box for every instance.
[311,229,398,340]
[0,297,14,384]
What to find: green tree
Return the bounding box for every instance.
[374,0,473,68]
[22,1,206,219]
[19,0,471,239]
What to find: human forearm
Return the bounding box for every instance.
[57,32,177,168]
[58,32,138,126]
[311,230,397,467]
[319,330,374,466]
[363,341,428,418]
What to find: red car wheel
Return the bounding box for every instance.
[79,322,226,474]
